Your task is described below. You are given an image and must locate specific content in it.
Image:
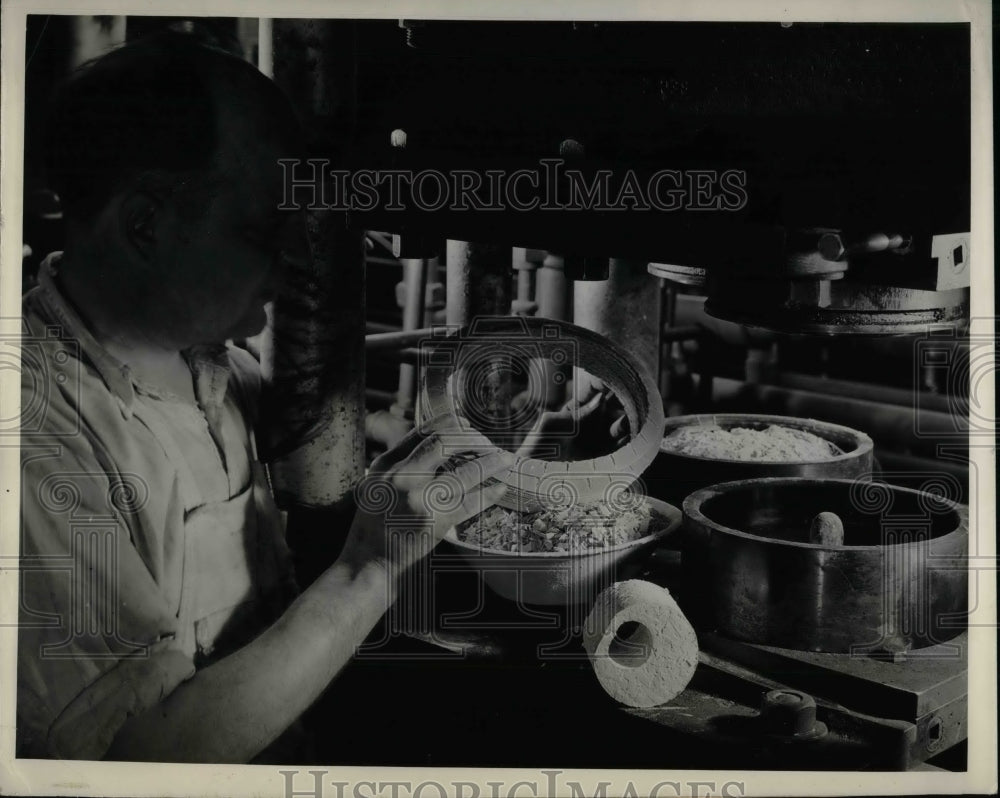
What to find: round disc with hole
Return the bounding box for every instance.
[419,316,666,511]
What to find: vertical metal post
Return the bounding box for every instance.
[658,279,677,399]
[393,257,429,418]
[511,247,539,317]
[445,240,511,324]
[573,258,661,397]
[265,20,365,518]
[534,252,571,408]
[257,18,273,77]
[441,241,513,434]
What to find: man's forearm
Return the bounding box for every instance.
[106,559,394,763]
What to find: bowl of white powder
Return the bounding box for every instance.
[644,414,874,505]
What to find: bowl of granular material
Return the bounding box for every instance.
[643,414,874,505]
[445,495,682,605]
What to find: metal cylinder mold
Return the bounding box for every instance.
[681,478,968,653]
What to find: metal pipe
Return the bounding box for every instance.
[511,247,539,316]
[770,372,954,414]
[445,240,512,324]
[266,19,365,513]
[536,252,570,322]
[257,19,273,77]
[393,257,429,418]
[532,252,572,407]
[439,241,513,430]
[573,258,661,399]
[366,327,436,351]
[658,279,675,399]
[708,377,966,457]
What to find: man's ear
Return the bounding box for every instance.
[118,191,160,259]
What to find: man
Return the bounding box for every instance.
[18,32,501,763]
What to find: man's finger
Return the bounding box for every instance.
[369,423,436,474]
[432,482,508,539]
[609,414,630,441]
[575,389,605,418]
[447,450,515,493]
[395,445,510,497]
[398,420,496,476]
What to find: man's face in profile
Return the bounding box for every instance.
[147,91,306,346]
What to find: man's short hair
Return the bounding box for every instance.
[45,30,298,222]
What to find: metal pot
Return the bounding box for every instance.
[681,477,968,653]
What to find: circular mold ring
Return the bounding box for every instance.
[419,316,666,511]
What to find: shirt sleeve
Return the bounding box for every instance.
[17,427,196,760]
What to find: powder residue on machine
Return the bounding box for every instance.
[458,498,653,553]
[661,422,843,462]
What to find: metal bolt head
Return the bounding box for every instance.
[760,689,819,736]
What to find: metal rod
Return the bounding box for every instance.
[708,377,965,457]
[366,327,437,351]
[393,257,429,417]
[771,372,954,414]
[257,18,273,77]
[536,252,570,322]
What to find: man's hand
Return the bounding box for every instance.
[343,415,510,575]
[516,379,630,460]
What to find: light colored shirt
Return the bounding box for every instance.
[17,253,293,759]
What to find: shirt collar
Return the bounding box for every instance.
[34,252,230,415]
